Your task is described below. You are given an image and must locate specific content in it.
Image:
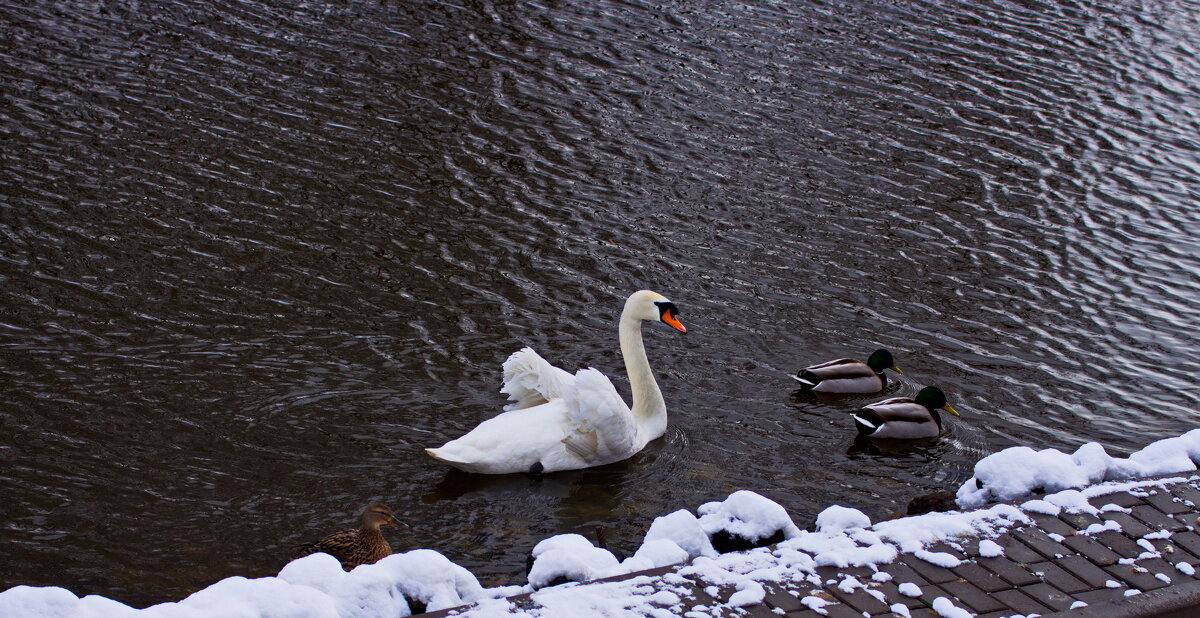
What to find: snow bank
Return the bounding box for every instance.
[641,509,716,561]
[9,430,1200,618]
[814,505,871,533]
[697,490,802,546]
[526,534,620,590]
[0,550,487,618]
[958,429,1200,507]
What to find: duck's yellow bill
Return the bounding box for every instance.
[891,364,903,374]
[943,403,961,417]
[662,313,686,333]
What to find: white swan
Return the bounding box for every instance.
[425,290,686,474]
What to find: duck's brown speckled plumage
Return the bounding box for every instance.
[294,502,400,571]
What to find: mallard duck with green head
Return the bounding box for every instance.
[794,349,902,393]
[293,502,403,571]
[852,386,960,439]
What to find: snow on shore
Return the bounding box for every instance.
[5,429,1200,617]
[957,428,1200,507]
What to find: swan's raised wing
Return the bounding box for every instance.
[559,368,636,464]
[500,347,576,411]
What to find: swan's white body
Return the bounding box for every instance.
[425,290,684,474]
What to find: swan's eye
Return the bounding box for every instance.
[655,302,678,319]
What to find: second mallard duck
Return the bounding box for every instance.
[793,349,902,393]
[293,502,403,571]
[852,386,960,439]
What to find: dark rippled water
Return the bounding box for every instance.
[3,0,1200,607]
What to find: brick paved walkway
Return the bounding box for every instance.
[418,474,1200,617]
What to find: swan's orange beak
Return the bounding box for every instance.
[662,313,686,333]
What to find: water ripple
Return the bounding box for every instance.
[3,0,1200,605]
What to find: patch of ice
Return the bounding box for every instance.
[897,582,921,597]
[890,603,912,618]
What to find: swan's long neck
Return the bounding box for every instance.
[619,313,667,441]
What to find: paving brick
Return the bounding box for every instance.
[1171,512,1200,531]
[1105,563,1170,591]
[1162,543,1200,571]
[764,588,806,612]
[949,561,1008,592]
[804,601,865,618]
[1132,505,1189,535]
[870,581,924,609]
[686,584,721,606]
[1014,527,1072,560]
[1169,558,1200,580]
[1142,489,1193,514]
[990,588,1053,616]
[1062,533,1121,566]
[878,561,930,587]
[938,579,1006,614]
[823,580,890,615]
[1028,513,1077,538]
[815,565,873,585]
[912,582,952,608]
[1027,561,1090,594]
[1017,582,1075,611]
[1096,529,1147,559]
[993,533,1043,564]
[733,601,779,618]
[978,555,1040,586]
[1138,557,1181,581]
[899,553,957,584]
[1056,554,1117,588]
[1171,530,1200,557]
[1169,482,1200,508]
[1072,587,1130,605]
[1089,492,1146,509]
[1101,511,1155,538]
[1059,510,1103,531]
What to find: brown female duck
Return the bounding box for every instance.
[294,502,403,571]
